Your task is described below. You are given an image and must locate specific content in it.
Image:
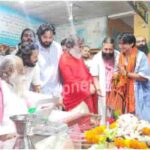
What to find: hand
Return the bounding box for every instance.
[112,73,119,80]
[118,65,127,76]
[90,84,96,95]
[56,97,64,108]
[34,85,41,93]
[96,89,102,96]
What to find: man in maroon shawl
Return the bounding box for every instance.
[59,37,97,113]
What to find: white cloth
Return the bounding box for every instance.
[23,65,41,91]
[69,101,89,114]
[84,59,93,70]
[0,55,4,64]
[9,45,18,55]
[37,41,62,95]
[0,80,27,135]
[90,50,120,124]
[35,132,74,149]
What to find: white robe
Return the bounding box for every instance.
[37,41,62,96]
[90,50,120,124]
[0,80,27,135]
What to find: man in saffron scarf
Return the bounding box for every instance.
[111,33,150,121]
[59,37,98,114]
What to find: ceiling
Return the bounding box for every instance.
[0,1,134,26]
[121,16,134,28]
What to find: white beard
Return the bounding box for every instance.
[69,48,82,59]
[9,72,26,97]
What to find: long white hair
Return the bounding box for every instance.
[0,55,25,97]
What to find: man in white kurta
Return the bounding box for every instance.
[37,24,62,96]
[90,37,119,125]
[38,41,62,95]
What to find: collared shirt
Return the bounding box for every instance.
[37,41,62,95]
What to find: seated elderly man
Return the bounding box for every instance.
[0,55,61,139]
[0,55,26,97]
[0,55,27,136]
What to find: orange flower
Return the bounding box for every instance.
[129,139,148,149]
[114,138,125,148]
[142,127,150,136]
[84,125,106,144]
[93,135,100,144]
[124,139,130,148]
[110,122,117,129]
[114,138,148,149]
[129,139,138,149]
[138,142,148,149]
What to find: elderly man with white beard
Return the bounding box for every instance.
[0,55,27,136]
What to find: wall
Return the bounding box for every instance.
[56,17,108,49]
[56,16,134,49]
[108,18,133,39]
[134,14,150,53]
[0,5,46,46]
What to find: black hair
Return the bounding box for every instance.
[5,48,11,55]
[37,24,56,40]
[65,38,76,49]
[17,42,39,55]
[61,38,67,46]
[103,37,115,45]
[65,36,84,49]
[20,28,36,41]
[83,45,90,49]
[119,32,136,48]
[16,41,39,67]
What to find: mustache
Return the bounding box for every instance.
[137,44,148,54]
[40,39,52,48]
[102,52,114,59]
[34,60,38,64]
[44,42,50,44]
[27,39,33,41]
[138,44,147,48]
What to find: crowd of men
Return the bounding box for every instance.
[0,23,150,135]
